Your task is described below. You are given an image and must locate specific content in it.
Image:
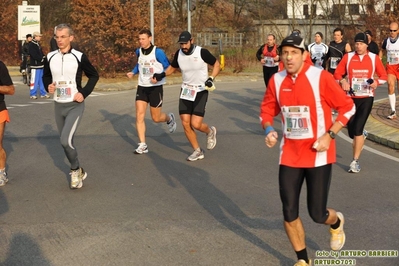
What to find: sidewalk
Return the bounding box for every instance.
[7,66,399,150]
[367,99,399,149]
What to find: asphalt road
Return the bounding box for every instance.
[0,77,398,266]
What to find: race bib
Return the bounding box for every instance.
[179,84,205,101]
[387,51,399,64]
[351,77,371,96]
[330,57,340,69]
[264,56,275,67]
[281,106,313,139]
[141,63,154,77]
[55,80,77,102]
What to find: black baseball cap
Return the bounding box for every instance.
[178,31,192,43]
[280,35,306,51]
[26,34,32,38]
[354,32,368,44]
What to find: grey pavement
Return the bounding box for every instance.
[2,69,399,265]
[7,66,399,150]
[94,70,399,151]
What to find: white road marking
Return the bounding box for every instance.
[89,91,131,97]
[8,104,31,107]
[32,101,52,104]
[90,92,106,97]
[338,131,399,162]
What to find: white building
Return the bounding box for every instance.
[286,0,392,19]
[252,0,394,45]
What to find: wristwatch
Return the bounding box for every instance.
[328,130,336,139]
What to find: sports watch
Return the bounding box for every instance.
[328,130,336,139]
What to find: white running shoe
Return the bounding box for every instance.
[187,148,204,161]
[135,143,148,154]
[167,112,177,133]
[348,160,360,173]
[387,110,397,119]
[70,167,87,189]
[206,126,217,150]
[0,171,8,187]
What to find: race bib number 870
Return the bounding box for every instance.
[282,106,314,139]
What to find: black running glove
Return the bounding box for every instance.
[153,72,166,81]
[205,76,214,87]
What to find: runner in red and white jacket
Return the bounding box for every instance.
[261,56,355,168]
[334,32,387,173]
[260,34,355,265]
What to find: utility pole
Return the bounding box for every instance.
[150,0,154,43]
[188,0,196,33]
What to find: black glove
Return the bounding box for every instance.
[205,77,214,88]
[336,58,341,65]
[311,57,317,64]
[349,88,356,96]
[152,72,165,81]
[321,54,326,60]
[367,78,374,85]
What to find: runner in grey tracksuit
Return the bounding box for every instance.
[43,23,99,189]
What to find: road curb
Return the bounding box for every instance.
[366,115,399,150]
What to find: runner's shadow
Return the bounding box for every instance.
[0,189,9,217]
[213,98,260,120]
[216,89,262,104]
[99,109,137,148]
[150,130,192,157]
[1,233,51,266]
[3,131,18,172]
[244,87,267,96]
[36,124,69,181]
[148,152,293,264]
[229,116,264,134]
[334,161,349,172]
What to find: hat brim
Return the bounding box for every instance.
[280,44,305,51]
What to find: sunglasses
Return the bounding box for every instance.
[390,29,398,32]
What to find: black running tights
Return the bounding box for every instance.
[279,164,332,223]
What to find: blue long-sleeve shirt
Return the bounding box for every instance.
[132,45,170,74]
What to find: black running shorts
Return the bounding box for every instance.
[347,97,373,139]
[136,85,163,108]
[179,89,209,117]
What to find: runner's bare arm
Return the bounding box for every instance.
[0,85,15,95]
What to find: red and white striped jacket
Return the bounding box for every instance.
[260,64,355,167]
[334,51,387,98]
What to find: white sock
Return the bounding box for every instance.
[388,93,396,112]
